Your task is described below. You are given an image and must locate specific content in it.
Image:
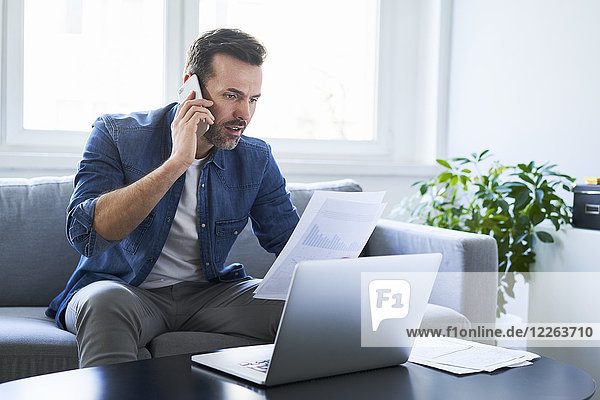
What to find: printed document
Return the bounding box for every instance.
[253,191,386,300]
[409,337,540,374]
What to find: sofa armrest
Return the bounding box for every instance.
[365,219,498,325]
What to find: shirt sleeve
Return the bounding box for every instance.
[66,116,124,257]
[249,144,300,256]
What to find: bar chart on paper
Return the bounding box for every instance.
[254,193,386,300]
[301,224,362,252]
[295,203,379,259]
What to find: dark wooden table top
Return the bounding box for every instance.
[0,354,595,400]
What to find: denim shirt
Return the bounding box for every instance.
[46,103,299,328]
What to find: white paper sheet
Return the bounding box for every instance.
[253,191,386,300]
[409,337,539,374]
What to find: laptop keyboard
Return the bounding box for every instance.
[240,359,270,373]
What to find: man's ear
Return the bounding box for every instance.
[183,73,192,84]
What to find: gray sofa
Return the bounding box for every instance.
[0,176,498,383]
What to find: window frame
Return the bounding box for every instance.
[0,0,452,174]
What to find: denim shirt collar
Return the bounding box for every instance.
[211,149,226,170]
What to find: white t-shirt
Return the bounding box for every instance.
[140,157,208,289]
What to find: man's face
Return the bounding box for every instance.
[200,53,262,150]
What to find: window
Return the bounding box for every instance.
[3,0,165,150]
[1,0,450,172]
[198,0,378,143]
[23,0,165,133]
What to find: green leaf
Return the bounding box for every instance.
[531,211,545,226]
[536,231,554,243]
[517,214,530,226]
[550,216,560,231]
[518,173,535,185]
[452,157,471,165]
[436,159,452,169]
[528,204,545,225]
[497,290,507,316]
[504,282,515,299]
[514,190,531,210]
[460,175,470,187]
[438,172,453,182]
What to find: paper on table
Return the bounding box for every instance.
[253,191,386,300]
[409,337,539,374]
[433,346,527,371]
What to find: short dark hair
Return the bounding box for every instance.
[184,28,267,86]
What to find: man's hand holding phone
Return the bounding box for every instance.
[176,74,212,136]
[170,75,214,168]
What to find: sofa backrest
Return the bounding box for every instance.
[0,176,361,306]
[0,176,80,307]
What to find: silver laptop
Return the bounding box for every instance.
[191,253,441,386]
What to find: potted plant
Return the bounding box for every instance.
[393,150,575,316]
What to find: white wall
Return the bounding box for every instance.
[447,0,600,181]
[448,1,600,394]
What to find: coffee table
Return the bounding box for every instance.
[0,354,595,399]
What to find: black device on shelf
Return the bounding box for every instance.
[573,185,600,230]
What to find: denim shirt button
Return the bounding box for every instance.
[201,223,206,228]
[205,262,210,266]
[166,217,172,222]
[148,258,154,263]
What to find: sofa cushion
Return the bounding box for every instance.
[0,177,80,306]
[0,307,153,383]
[287,179,363,216]
[420,303,471,330]
[227,179,363,278]
[0,307,78,383]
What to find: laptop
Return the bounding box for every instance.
[191,253,442,386]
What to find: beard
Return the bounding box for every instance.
[202,119,247,150]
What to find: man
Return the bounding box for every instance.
[46,29,300,368]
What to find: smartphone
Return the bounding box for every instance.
[177,74,209,134]
[177,74,204,102]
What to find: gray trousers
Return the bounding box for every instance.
[65,278,284,368]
